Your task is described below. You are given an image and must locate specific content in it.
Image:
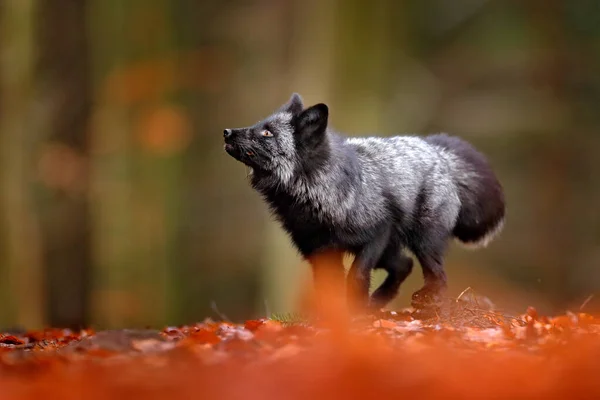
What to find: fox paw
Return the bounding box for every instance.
[411,285,445,309]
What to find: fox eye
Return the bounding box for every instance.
[261,130,273,137]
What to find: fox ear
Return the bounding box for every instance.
[279,93,304,115]
[295,103,328,137]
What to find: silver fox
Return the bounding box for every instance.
[224,93,505,310]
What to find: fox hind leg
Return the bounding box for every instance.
[370,254,413,309]
[370,239,414,309]
[346,229,391,312]
[410,233,450,308]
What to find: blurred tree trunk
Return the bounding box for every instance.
[36,0,92,329]
[0,0,44,329]
[258,0,405,313]
[88,0,134,329]
[173,0,296,322]
[331,0,395,134]
[88,0,182,328]
[259,0,339,314]
[525,0,576,310]
[168,0,224,324]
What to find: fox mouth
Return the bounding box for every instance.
[224,143,242,161]
[224,142,257,165]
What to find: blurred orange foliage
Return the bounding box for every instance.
[1,312,600,400]
[103,49,231,106]
[135,105,192,156]
[0,272,600,399]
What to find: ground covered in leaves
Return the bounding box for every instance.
[1,298,600,399]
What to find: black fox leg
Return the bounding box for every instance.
[347,231,390,310]
[370,252,413,309]
[411,235,450,307]
[411,252,448,306]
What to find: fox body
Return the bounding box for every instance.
[223,93,505,309]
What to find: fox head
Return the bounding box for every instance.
[223,93,329,183]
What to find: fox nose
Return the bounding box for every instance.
[223,129,232,138]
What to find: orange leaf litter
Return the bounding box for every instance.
[0,301,598,400]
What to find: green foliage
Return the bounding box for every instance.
[269,312,309,327]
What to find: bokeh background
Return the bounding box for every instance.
[0,0,599,330]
